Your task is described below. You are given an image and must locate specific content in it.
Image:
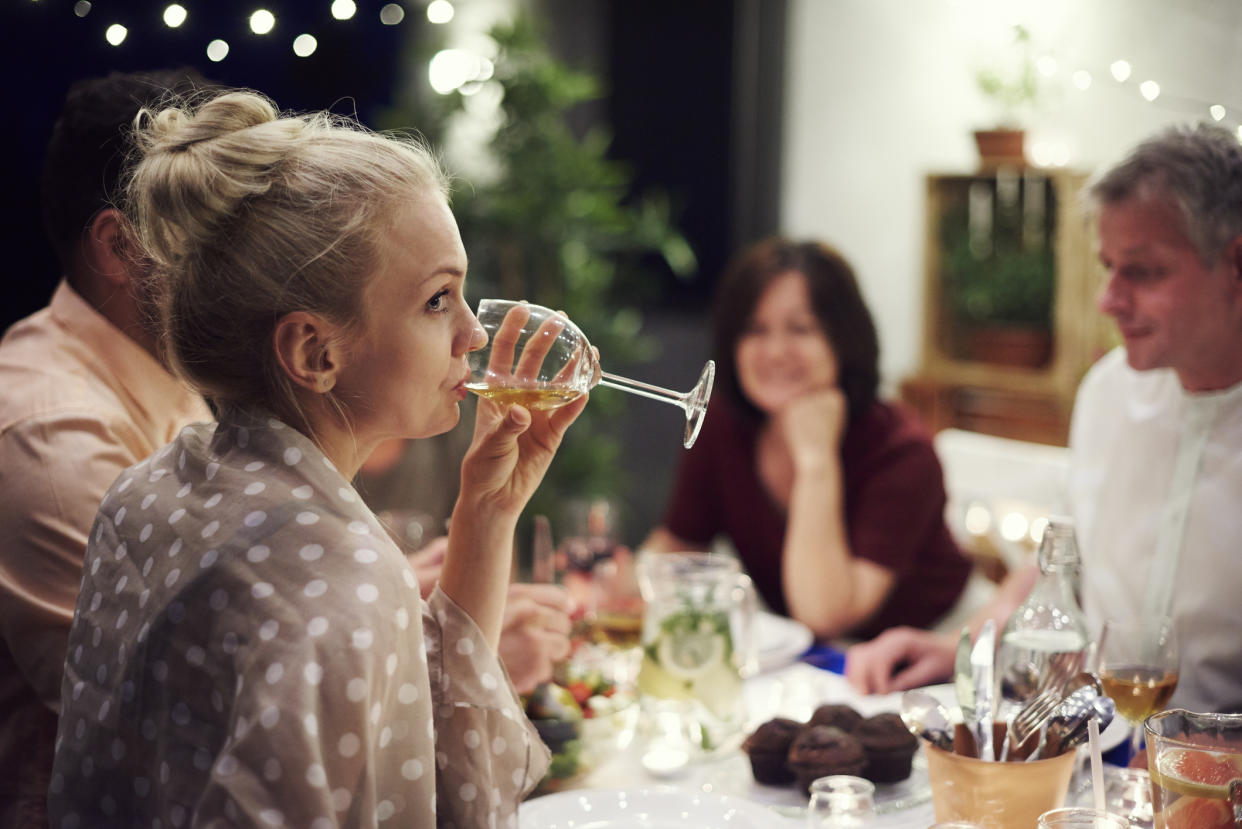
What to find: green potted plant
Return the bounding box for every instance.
[972,24,1043,168]
[940,201,1054,367]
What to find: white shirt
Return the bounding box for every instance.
[1068,347,1242,714]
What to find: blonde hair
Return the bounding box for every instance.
[124,89,450,433]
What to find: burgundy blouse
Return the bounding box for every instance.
[662,400,970,641]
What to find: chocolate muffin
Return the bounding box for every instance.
[741,717,801,785]
[808,703,864,734]
[786,725,867,793]
[855,712,919,783]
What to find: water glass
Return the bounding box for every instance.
[1037,807,1130,828]
[807,775,874,828]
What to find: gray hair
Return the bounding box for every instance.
[123,89,450,433]
[1084,121,1242,266]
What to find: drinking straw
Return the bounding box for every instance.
[1088,717,1105,813]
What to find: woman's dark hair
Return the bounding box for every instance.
[711,237,880,422]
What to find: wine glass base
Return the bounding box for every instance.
[682,360,715,449]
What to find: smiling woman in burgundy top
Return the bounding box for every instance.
[645,238,970,641]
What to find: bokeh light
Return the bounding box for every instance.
[1072,70,1092,90]
[1211,105,1227,122]
[379,3,405,25]
[1110,60,1132,82]
[293,33,317,57]
[163,4,187,27]
[1139,80,1161,102]
[73,1,91,18]
[206,39,230,62]
[330,0,356,20]
[104,24,127,46]
[427,0,454,24]
[249,9,276,35]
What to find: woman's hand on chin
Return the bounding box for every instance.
[779,387,847,471]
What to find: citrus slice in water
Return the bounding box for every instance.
[656,630,726,680]
[1154,747,1242,799]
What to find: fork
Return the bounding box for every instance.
[999,650,1085,760]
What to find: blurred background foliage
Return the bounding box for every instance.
[381,13,696,540]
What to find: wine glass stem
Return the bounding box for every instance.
[597,371,686,410]
[1130,722,1144,759]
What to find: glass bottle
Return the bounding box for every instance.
[995,517,1090,709]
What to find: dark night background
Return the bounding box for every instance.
[2,0,785,332]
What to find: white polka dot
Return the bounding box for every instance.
[139,524,153,542]
[204,493,223,509]
[283,447,302,465]
[370,701,381,725]
[117,477,133,493]
[307,617,329,637]
[259,706,280,729]
[177,483,192,498]
[304,713,319,737]
[511,768,525,787]
[244,482,266,495]
[186,646,205,666]
[492,735,507,755]
[306,763,326,787]
[291,485,313,500]
[217,755,238,776]
[142,493,158,509]
[459,782,477,802]
[265,663,284,684]
[395,607,409,630]
[98,699,111,721]
[259,808,284,826]
[259,619,279,641]
[221,632,239,654]
[168,538,183,557]
[200,549,219,569]
[205,462,219,480]
[114,506,127,526]
[165,568,181,588]
[171,703,191,726]
[338,732,361,758]
[480,672,498,691]
[310,820,333,829]
[304,662,323,685]
[263,758,282,782]
[331,789,351,812]
[401,758,424,780]
[244,511,267,527]
[354,548,379,564]
[168,508,186,525]
[142,558,153,577]
[247,545,271,563]
[356,584,379,603]
[347,520,369,535]
[352,628,374,649]
[209,589,229,612]
[90,557,101,575]
[299,544,324,561]
[385,653,398,675]
[137,621,150,641]
[114,543,127,561]
[296,512,320,525]
[201,520,220,538]
[338,487,358,503]
[456,638,475,656]
[398,683,419,704]
[346,677,367,702]
[375,801,395,821]
[267,418,285,429]
[253,582,274,599]
[464,730,481,749]
[115,575,128,594]
[379,726,393,747]
[304,580,327,598]
[244,460,263,472]
[149,468,166,482]
[402,569,417,589]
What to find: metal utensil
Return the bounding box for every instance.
[1000,649,1085,761]
[971,619,997,760]
[954,625,977,756]
[901,689,955,752]
[1033,673,1112,759]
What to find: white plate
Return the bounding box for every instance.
[520,786,777,828]
[755,612,813,673]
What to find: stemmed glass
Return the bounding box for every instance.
[1096,616,1179,758]
[465,299,715,448]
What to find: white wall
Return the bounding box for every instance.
[782,0,1242,391]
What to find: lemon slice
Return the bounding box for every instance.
[656,630,726,680]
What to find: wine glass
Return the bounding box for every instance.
[465,299,715,448]
[1096,616,1179,758]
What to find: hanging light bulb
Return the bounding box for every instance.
[104,24,127,45]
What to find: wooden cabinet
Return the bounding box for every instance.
[901,169,1114,446]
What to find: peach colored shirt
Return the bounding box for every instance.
[0,281,212,826]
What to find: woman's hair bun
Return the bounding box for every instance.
[139,90,278,155]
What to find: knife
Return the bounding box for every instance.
[971,619,997,761]
[953,625,975,756]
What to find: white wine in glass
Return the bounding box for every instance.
[465,299,715,449]
[1097,616,1179,757]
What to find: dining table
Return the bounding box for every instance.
[520,613,947,827]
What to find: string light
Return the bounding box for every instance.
[427,0,454,24]
[1139,81,1161,102]
[330,0,356,21]
[293,33,317,57]
[1110,60,1132,82]
[206,38,229,62]
[104,23,127,45]
[1210,105,1226,122]
[163,4,186,28]
[73,1,90,17]
[379,4,404,25]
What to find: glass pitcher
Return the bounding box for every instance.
[1145,708,1242,829]
[634,551,757,754]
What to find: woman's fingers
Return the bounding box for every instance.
[486,303,531,377]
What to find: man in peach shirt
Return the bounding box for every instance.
[0,70,214,826]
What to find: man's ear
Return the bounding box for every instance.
[273,311,343,393]
[82,208,131,291]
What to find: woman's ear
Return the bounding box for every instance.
[273,311,343,393]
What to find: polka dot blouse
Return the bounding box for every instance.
[49,408,549,828]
